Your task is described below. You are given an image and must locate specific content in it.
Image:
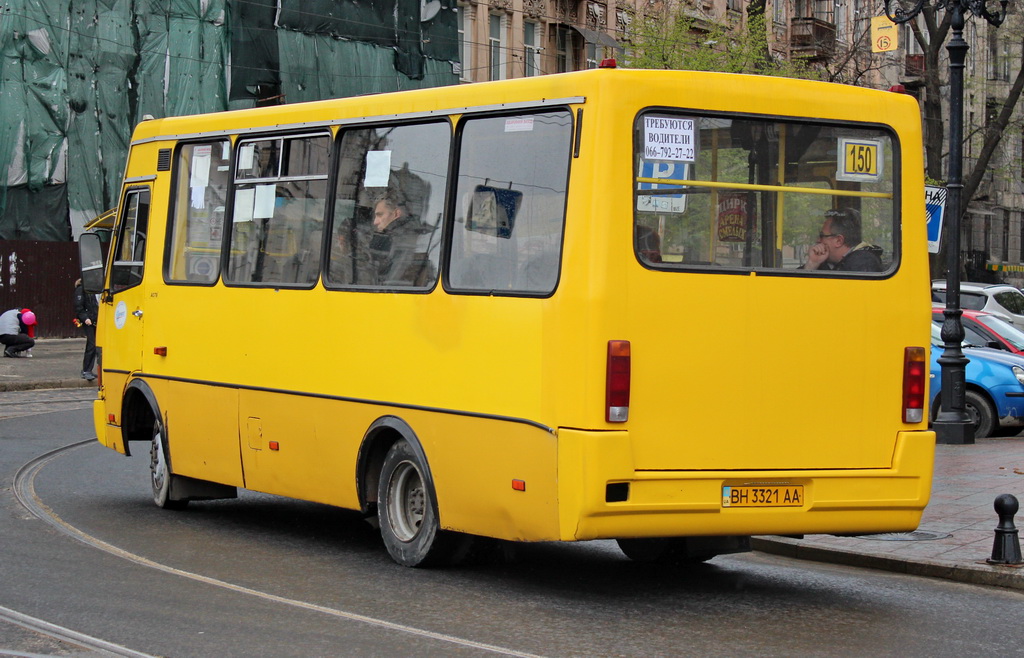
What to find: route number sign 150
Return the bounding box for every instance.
[837,138,883,183]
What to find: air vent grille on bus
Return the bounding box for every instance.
[157,149,172,171]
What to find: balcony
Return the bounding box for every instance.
[905,53,925,77]
[789,17,836,61]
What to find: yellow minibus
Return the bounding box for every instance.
[79,65,934,567]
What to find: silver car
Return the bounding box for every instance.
[932,281,1024,328]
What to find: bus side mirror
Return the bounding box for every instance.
[79,233,106,294]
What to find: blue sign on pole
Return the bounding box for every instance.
[925,185,946,254]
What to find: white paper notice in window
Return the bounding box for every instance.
[364,151,392,188]
[504,117,534,132]
[643,116,696,162]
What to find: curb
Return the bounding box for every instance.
[0,379,97,393]
[752,537,1024,591]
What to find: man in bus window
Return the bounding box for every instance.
[802,208,883,272]
[636,225,662,263]
[369,193,435,286]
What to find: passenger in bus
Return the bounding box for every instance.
[636,225,662,263]
[368,193,435,286]
[801,208,883,272]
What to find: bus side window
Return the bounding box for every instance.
[325,121,449,290]
[166,140,231,284]
[448,110,571,295]
[226,134,330,286]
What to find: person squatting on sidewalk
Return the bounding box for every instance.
[0,307,37,357]
[73,279,98,380]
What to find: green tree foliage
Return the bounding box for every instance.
[623,1,815,79]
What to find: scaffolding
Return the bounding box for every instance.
[0,0,458,240]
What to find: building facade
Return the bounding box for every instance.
[458,0,1024,284]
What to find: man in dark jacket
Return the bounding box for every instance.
[802,208,884,272]
[73,279,99,380]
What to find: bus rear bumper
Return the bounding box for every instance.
[559,429,936,541]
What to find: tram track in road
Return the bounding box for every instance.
[13,441,543,658]
[0,390,96,420]
[0,603,155,657]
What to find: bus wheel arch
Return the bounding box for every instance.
[356,415,469,567]
[356,416,434,515]
[121,378,163,458]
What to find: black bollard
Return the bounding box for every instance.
[987,493,1022,566]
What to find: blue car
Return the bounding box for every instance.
[929,324,1024,438]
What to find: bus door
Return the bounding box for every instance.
[103,186,153,441]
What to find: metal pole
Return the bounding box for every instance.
[934,2,975,445]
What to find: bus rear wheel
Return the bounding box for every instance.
[377,440,465,567]
[150,417,188,510]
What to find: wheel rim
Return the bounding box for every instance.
[150,427,168,494]
[386,460,426,543]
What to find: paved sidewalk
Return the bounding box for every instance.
[753,439,1024,590]
[0,338,95,392]
[4,339,1023,589]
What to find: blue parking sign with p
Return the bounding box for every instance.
[925,185,946,254]
[637,161,687,213]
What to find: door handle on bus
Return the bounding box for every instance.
[132,309,143,318]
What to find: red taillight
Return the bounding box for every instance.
[903,346,926,423]
[606,340,630,422]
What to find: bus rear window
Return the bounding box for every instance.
[634,113,897,275]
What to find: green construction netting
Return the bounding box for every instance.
[0,0,457,241]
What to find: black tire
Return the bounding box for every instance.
[377,440,465,567]
[965,389,996,439]
[616,538,713,565]
[150,416,188,510]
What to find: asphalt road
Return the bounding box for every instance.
[2,390,1023,657]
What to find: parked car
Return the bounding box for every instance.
[931,307,1024,355]
[931,281,1024,328]
[929,324,1024,438]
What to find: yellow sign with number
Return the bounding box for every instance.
[838,138,883,182]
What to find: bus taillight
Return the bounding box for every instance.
[607,340,631,422]
[903,347,926,423]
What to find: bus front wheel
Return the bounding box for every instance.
[377,440,463,567]
[150,417,188,510]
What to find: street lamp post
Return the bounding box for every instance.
[884,0,1008,445]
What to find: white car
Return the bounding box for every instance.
[932,281,1024,328]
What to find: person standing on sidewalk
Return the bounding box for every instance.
[73,279,98,380]
[0,307,37,357]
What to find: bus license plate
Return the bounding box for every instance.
[722,485,804,508]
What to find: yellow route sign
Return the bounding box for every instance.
[872,15,899,53]
[837,138,883,182]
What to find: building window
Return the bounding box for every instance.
[794,0,834,22]
[585,42,598,69]
[555,25,573,73]
[489,14,506,81]
[773,0,786,23]
[524,21,541,76]
[457,3,471,81]
[1003,209,1011,261]
[989,29,1009,81]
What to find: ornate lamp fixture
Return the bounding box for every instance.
[883,0,1008,444]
